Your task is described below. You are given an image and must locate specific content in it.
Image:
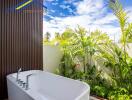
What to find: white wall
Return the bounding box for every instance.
[43,45,62,72]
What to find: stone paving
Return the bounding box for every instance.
[90,96,100,100]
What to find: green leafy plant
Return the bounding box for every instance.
[48,0,132,99]
[110,0,132,61]
[108,88,132,100]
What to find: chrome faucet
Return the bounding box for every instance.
[25,74,34,90]
[16,68,22,82]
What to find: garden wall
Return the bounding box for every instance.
[43,45,62,72]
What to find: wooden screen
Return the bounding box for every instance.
[0,0,43,99]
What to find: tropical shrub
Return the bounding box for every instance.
[108,88,132,100]
[44,0,132,99]
[53,26,132,99]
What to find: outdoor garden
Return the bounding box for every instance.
[44,1,132,99]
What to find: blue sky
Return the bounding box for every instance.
[43,0,132,41]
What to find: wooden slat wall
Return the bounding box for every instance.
[0,0,43,99]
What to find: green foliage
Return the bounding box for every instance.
[110,0,132,64]
[108,88,132,100]
[50,0,132,99]
[92,85,108,97]
[54,25,132,99]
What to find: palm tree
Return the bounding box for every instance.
[110,0,132,62]
[55,32,61,40]
[44,32,51,42]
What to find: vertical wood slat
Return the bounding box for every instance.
[0,1,1,98]
[1,0,6,98]
[0,0,43,99]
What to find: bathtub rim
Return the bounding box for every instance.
[7,70,44,100]
[7,70,90,100]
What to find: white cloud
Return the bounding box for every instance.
[59,5,75,14]
[60,13,66,16]
[76,0,104,15]
[43,13,120,40]
[93,13,117,25]
[45,0,54,2]
[50,9,55,13]
[52,2,58,5]
[46,15,55,19]
[60,5,70,9]
[63,0,77,4]
[43,0,132,41]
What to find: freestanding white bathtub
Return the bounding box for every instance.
[7,70,90,100]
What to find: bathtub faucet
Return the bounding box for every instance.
[25,74,34,90]
[16,68,22,82]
